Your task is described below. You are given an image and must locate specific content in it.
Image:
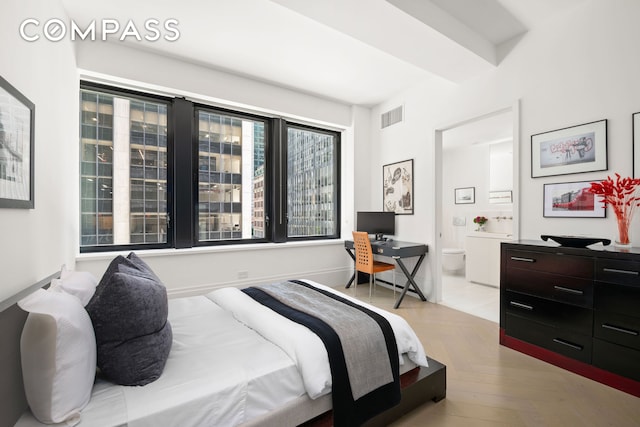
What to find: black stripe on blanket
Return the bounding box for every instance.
[243,281,400,427]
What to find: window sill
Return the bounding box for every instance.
[76,239,345,261]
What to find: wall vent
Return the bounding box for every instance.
[381,105,403,129]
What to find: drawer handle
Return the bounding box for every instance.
[602,268,639,276]
[552,338,583,351]
[602,323,639,336]
[509,301,533,310]
[511,256,535,263]
[553,285,584,295]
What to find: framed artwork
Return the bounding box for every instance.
[489,190,512,204]
[543,180,606,218]
[383,159,413,214]
[531,119,607,178]
[0,76,34,209]
[634,112,640,178]
[454,187,475,204]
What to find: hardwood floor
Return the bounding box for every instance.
[338,286,640,426]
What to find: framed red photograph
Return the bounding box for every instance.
[543,180,606,218]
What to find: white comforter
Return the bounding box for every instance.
[207,279,428,400]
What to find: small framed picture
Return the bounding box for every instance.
[383,159,413,214]
[531,119,607,178]
[454,187,475,204]
[543,180,606,218]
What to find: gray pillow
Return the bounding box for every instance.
[125,252,162,283]
[97,253,158,286]
[86,253,172,386]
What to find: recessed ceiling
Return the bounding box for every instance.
[61,0,586,106]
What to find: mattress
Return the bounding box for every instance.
[17,295,307,427]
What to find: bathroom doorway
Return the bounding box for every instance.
[434,105,520,322]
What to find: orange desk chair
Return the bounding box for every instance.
[352,231,396,301]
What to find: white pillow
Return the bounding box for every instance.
[49,267,98,306]
[18,289,97,425]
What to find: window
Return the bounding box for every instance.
[79,82,340,252]
[80,88,169,248]
[196,109,266,242]
[287,125,338,238]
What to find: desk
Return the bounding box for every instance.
[344,239,428,309]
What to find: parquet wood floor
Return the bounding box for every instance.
[339,286,640,426]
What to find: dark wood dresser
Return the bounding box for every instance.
[500,240,640,397]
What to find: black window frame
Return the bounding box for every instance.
[79,81,175,253]
[79,81,341,253]
[283,121,341,242]
[189,102,272,248]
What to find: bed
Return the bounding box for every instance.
[0,259,446,427]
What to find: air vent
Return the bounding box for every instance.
[381,105,403,129]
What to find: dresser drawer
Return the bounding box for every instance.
[504,268,593,307]
[505,314,592,363]
[593,338,640,382]
[504,291,593,335]
[594,283,640,317]
[505,249,593,278]
[594,311,640,350]
[595,259,640,286]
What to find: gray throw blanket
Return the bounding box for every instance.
[255,281,394,400]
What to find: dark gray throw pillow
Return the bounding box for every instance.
[126,252,162,283]
[86,253,172,386]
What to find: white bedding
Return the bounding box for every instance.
[17,296,306,427]
[17,281,428,427]
[209,280,428,399]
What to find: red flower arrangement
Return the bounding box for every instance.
[473,216,488,231]
[589,174,640,246]
[473,216,488,226]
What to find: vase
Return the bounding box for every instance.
[476,224,486,232]
[615,215,632,248]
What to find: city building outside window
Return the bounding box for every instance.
[196,109,266,242]
[79,83,340,252]
[80,89,168,247]
[287,126,338,238]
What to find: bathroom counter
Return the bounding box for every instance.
[466,231,513,239]
[465,233,513,287]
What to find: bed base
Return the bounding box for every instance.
[301,358,447,427]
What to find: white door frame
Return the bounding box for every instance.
[432,100,520,303]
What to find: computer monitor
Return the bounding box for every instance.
[356,211,395,240]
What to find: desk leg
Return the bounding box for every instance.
[394,255,427,309]
[345,248,356,288]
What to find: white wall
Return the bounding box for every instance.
[442,142,514,249]
[76,241,348,298]
[75,42,353,129]
[73,42,363,294]
[370,0,640,300]
[442,144,489,248]
[0,1,78,303]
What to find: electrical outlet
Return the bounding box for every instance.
[237,270,248,279]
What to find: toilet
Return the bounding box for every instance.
[442,248,465,273]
